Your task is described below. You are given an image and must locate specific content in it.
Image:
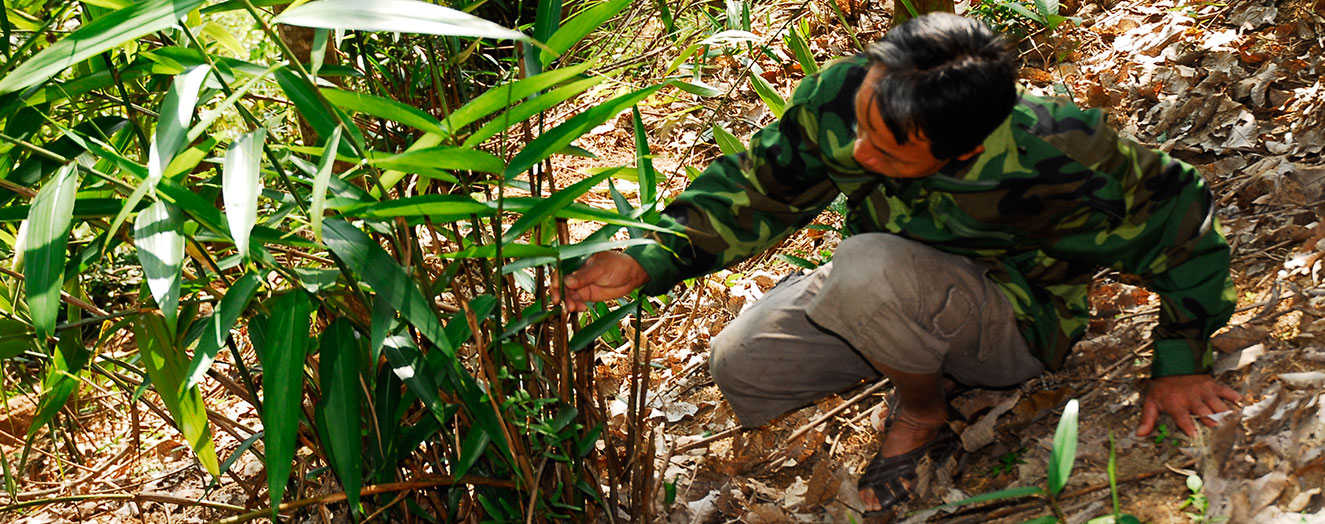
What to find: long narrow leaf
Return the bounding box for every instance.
[315,319,364,512]
[712,124,746,155]
[322,220,451,356]
[503,82,669,181]
[1048,399,1080,496]
[134,200,185,329]
[133,312,221,477]
[631,106,656,210]
[568,301,638,351]
[310,126,343,242]
[367,146,505,175]
[461,75,605,148]
[274,0,527,40]
[501,167,618,245]
[149,65,212,183]
[262,290,312,514]
[223,128,266,260]
[748,72,786,118]
[183,272,261,390]
[539,0,629,66]
[321,89,446,136]
[23,163,79,340]
[444,62,594,135]
[0,0,207,94]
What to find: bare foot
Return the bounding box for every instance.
[858,409,950,513]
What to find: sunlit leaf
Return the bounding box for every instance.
[444,62,594,135]
[222,128,266,260]
[461,75,605,149]
[321,89,445,136]
[134,200,185,329]
[367,146,505,175]
[149,65,212,184]
[1048,399,1080,496]
[748,72,785,118]
[501,167,620,244]
[275,0,527,40]
[311,126,343,243]
[133,312,220,477]
[504,82,669,181]
[712,124,745,155]
[0,0,207,94]
[262,290,312,514]
[23,163,78,340]
[539,0,629,66]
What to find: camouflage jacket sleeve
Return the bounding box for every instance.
[1037,107,1235,377]
[624,71,848,296]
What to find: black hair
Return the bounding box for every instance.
[864,14,1018,159]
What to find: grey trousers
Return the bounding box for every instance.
[710,233,1045,428]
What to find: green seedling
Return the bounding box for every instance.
[986,447,1028,476]
[1153,423,1180,447]
[1177,474,1216,522]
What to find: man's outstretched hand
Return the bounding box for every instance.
[1137,374,1241,438]
[550,251,650,313]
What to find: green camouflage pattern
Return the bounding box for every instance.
[626,55,1235,377]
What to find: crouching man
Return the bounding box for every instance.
[552,13,1240,517]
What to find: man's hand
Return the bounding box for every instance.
[1137,374,1241,438]
[550,251,650,313]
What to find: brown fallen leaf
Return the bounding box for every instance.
[800,458,842,512]
[1212,324,1268,353]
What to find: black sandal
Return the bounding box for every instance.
[856,424,960,518]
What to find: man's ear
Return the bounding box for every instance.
[955,145,985,161]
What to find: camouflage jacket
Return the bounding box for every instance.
[625,55,1235,377]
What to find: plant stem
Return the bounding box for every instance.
[211,476,519,524]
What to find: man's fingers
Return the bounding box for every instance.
[1174,410,1198,437]
[1217,385,1242,403]
[1137,400,1159,436]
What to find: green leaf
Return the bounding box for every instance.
[134,200,185,329]
[500,167,620,245]
[785,22,818,75]
[670,79,722,97]
[322,220,451,357]
[1048,398,1080,497]
[0,320,38,360]
[338,194,494,221]
[150,65,212,183]
[321,89,446,136]
[23,163,79,340]
[310,126,343,243]
[533,0,561,43]
[222,128,266,260]
[568,301,638,352]
[461,75,605,149]
[262,290,312,514]
[183,272,262,391]
[503,82,669,181]
[711,124,745,155]
[631,106,656,210]
[1020,515,1059,524]
[133,312,220,477]
[935,485,1043,510]
[0,0,208,94]
[275,0,527,40]
[28,329,91,440]
[445,62,594,137]
[274,67,363,152]
[748,72,785,118]
[367,146,505,175]
[315,319,364,512]
[538,0,630,66]
[1003,2,1047,25]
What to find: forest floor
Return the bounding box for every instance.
[3,0,1325,522]
[566,0,1325,522]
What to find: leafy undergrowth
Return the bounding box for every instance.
[4,0,1325,521]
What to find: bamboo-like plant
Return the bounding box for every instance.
[0,0,684,520]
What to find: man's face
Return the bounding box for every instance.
[852,65,959,179]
